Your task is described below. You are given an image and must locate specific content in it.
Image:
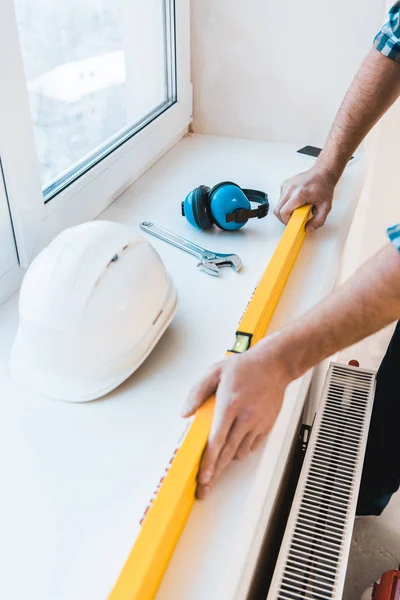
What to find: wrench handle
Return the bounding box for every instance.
[140,222,210,260]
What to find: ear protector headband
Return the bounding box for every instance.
[181,181,269,231]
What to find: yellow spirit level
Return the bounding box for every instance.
[109,206,312,600]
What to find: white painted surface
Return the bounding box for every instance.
[0,264,24,307]
[0,135,362,600]
[0,166,18,277]
[0,0,43,266]
[191,0,386,145]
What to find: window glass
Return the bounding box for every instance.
[14,0,175,198]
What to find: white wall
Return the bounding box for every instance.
[0,167,18,278]
[191,0,386,145]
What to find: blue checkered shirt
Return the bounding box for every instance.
[374,5,400,246]
[388,225,400,251]
[375,2,400,62]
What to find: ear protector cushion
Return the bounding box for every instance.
[181,185,212,230]
[209,182,251,231]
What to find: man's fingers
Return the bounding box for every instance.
[279,194,305,225]
[197,402,236,488]
[274,186,289,224]
[275,185,307,225]
[197,415,250,499]
[234,431,257,460]
[197,440,223,489]
[181,365,220,418]
[209,417,252,484]
[196,436,228,499]
[306,203,331,232]
[196,484,210,500]
[251,434,267,452]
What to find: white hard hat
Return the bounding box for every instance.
[9,220,177,402]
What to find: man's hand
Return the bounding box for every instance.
[274,167,337,232]
[274,50,400,232]
[181,339,291,499]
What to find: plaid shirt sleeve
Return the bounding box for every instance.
[374,2,400,62]
[388,224,400,250]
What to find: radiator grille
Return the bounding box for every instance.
[268,363,376,600]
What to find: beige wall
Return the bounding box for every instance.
[336,96,400,369]
[191,0,386,145]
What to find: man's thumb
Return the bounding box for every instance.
[181,366,220,418]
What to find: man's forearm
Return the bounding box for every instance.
[316,49,400,182]
[262,243,400,380]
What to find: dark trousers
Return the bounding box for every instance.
[357,322,400,516]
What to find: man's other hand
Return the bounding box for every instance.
[274,167,337,232]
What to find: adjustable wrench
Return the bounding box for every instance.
[140,222,242,276]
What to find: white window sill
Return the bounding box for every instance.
[0,134,363,600]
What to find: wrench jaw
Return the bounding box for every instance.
[197,254,242,276]
[209,253,242,273]
[197,261,221,277]
[225,255,242,272]
[213,256,242,273]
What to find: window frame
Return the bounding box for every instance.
[0,0,191,290]
[0,161,19,305]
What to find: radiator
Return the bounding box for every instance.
[267,362,376,600]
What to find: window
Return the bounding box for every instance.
[14,0,177,199]
[0,0,191,298]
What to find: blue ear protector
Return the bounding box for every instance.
[181,181,269,231]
